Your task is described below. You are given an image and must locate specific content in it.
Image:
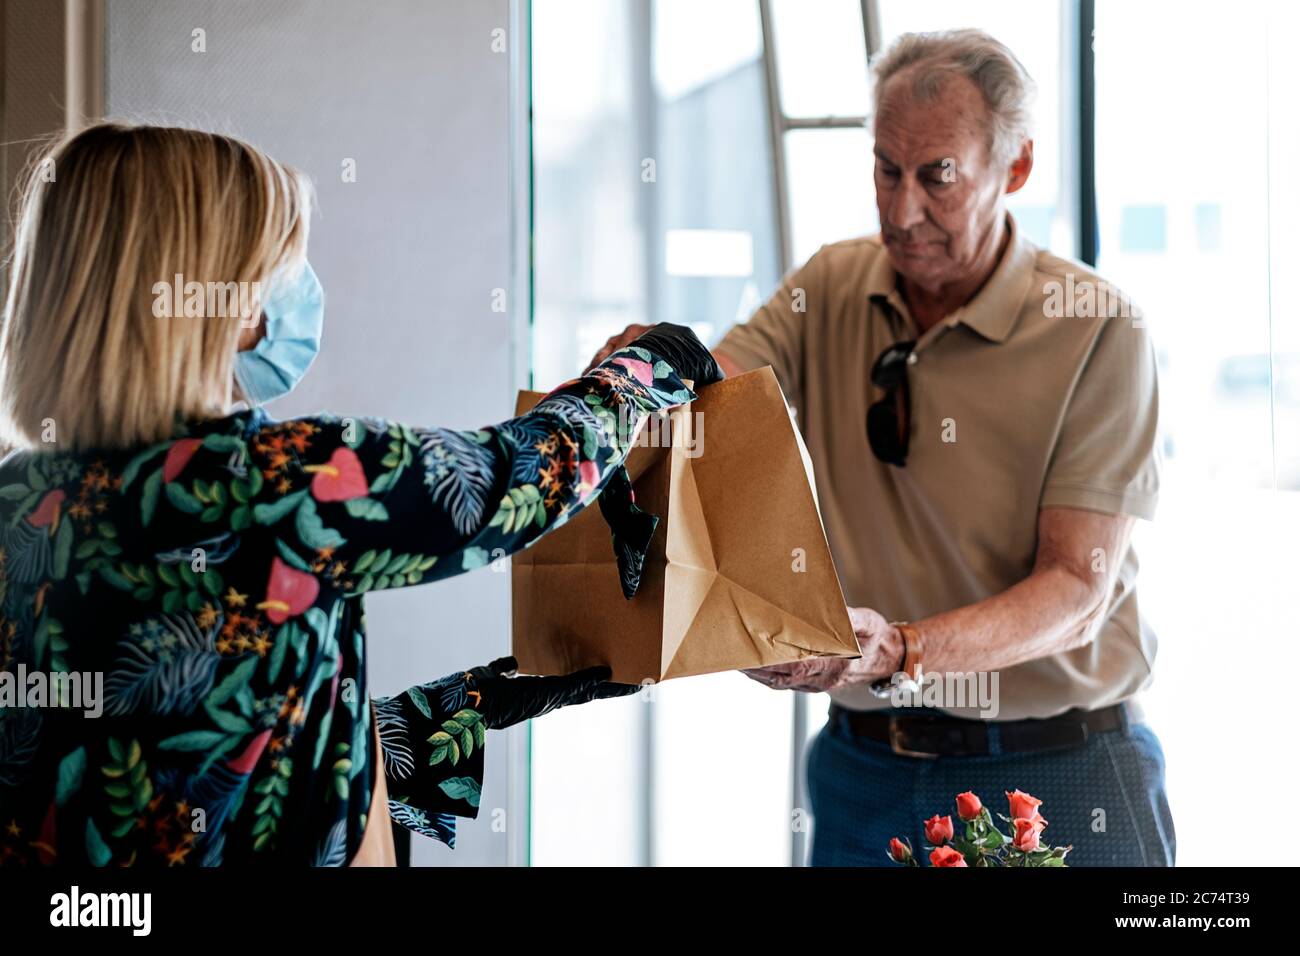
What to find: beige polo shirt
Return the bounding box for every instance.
[716,216,1161,721]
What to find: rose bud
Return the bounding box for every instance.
[929,845,968,867]
[1012,816,1046,852]
[1006,789,1044,823]
[956,791,982,821]
[888,837,912,863]
[924,814,955,845]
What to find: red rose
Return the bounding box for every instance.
[1006,789,1044,823]
[888,838,912,863]
[1012,816,1047,852]
[929,845,967,867]
[956,791,983,821]
[924,814,954,845]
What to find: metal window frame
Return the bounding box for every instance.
[758,0,877,274]
[1077,0,1098,265]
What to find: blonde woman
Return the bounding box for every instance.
[0,123,721,866]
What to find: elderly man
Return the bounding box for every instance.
[591,29,1174,866]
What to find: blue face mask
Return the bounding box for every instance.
[234,260,324,405]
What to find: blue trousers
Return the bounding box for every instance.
[806,706,1176,867]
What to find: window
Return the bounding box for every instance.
[530,0,790,867]
[1118,205,1168,253]
[768,0,876,265]
[1094,0,1298,867]
[527,0,1293,870]
[875,0,1069,252]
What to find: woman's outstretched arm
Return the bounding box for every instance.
[241,332,713,596]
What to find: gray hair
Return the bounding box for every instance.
[871,28,1036,167]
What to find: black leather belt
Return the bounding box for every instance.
[828,703,1128,758]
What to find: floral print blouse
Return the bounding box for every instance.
[0,347,692,866]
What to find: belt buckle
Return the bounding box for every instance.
[888,716,939,759]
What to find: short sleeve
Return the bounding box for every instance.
[1040,312,1161,520]
[715,248,824,412]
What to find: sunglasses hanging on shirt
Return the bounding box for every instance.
[867,339,917,467]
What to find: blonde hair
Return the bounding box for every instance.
[0,122,313,451]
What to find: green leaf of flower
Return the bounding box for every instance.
[140,469,163,526]
[56,747,86,807]
[344,498,389,521]
[438,776,481,808]
[85,819,113,865]
[98,565,135,592]
[295,496,346,550]
[165,481,204,514]
[208,655,259,706]
[252,488,308,526]
[52,519,73,578]
[201,434,244,453]
[158,730,227,751]
[119,442,168,492]
[408,686,432,719]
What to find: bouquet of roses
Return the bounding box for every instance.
[888,789,1072,867]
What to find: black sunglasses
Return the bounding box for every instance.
[867,339,916,467]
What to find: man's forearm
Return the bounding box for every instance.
[913,565,1108,675]
[713,347,748,379]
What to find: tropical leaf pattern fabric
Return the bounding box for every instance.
[0,347,692,865]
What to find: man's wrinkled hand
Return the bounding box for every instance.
[742,607,904,693]
[585,322,654,372]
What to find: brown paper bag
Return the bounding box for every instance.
[511,366,858,684]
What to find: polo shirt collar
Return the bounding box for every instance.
[867,214,1036,344]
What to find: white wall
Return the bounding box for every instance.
[106,0,520,866]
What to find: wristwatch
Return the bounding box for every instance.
[868,621,925,699]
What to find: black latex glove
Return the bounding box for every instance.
[626,322,725,388]
[598,464,659,599]
[460,656,641,729]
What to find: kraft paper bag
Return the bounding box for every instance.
[511,366,858,684]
